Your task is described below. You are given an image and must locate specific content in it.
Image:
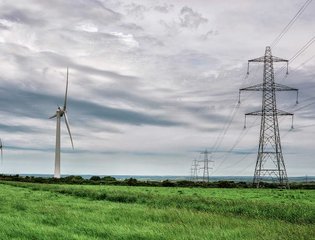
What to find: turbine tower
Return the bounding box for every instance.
[50,68,74,178]
[0,138,3,174]
[239,46,298,188]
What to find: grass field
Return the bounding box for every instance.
[0,181,314,240]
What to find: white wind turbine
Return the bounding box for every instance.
[0,138,3,174]
[50,68,74,178]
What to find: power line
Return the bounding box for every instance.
[210,66,261,158]
[271,0,313,48]
[211,101,240,153]
[290,36,315,62]
[275,35,315,76]
[212,117,259,175]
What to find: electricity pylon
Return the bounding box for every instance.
[190,159,199,181]
[199,149,214,182]
[239,46,298,188]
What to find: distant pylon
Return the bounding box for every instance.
[239,46,298,188]
[190,159,199,181]
[199,149,214,182]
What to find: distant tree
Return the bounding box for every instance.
[102,176,117,182]
[177,180,194,187]
[125,178,138,186]
[162,180,175,187]
[90,176,101,181]
[63,175,84,184]
[218,181,236,188]
[236,181,249,188]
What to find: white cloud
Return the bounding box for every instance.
[76,22,99,33]
[109,31,139,48]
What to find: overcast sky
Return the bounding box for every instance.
[0,0,314,177]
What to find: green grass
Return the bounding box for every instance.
[0,182,314,240]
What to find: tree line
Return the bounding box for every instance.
[0,174,314,189]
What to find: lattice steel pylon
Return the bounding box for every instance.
[199,149,214,182]
[239,46,298,188]
[190,159,199,182]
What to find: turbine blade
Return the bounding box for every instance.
[49,113,57,119]
[64,112,74,149]
[64,67,69,111]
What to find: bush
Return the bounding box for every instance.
[218,181,237,188]
[162,180,175,187]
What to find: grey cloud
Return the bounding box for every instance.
[92,88,162,109]
[138,35,164,47]
[0,85,184,128]
[154,4,174,13]
[201,30,219,40]
[179,6,208,28]
[183,104,229,123]
[1,9,46,26]
[0,123,40,134]
[124,3,147,19]
[5,145,53,152]
[71,62,139,82]
[120,23,144,31]
[81,124,123,134]
[71,99,183,127]
[7,49,139,83]
[0,23,8,30]
[194,126,218,133]
[41,0,121,23]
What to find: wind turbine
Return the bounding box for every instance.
[50,68,74,178]
[0,138,3,174]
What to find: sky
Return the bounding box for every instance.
[0,0,314,177]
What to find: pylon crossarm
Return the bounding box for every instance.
[239,83,298,104]
[240,83,264,91]
[245,110,293,116]
[276,109,293,116]
[240,83,297,92]
[245,110,263,116]
[244,110,293,128]
[271,56,288,62]
[248,56,265,62]
[274,83,298,93]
